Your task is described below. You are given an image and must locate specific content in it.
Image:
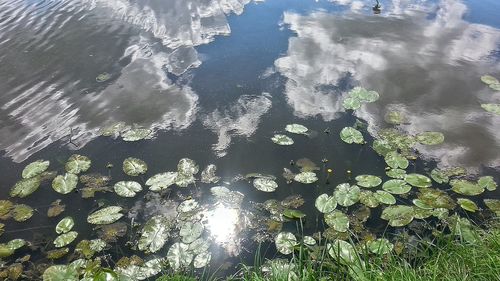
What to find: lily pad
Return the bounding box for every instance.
[201,164,220,184]
[177,158,199,175]
[381,205,414,227]
[374,190,396,205]
[359,190,379,208]
[481,104,500,115]
[368,238,393,255]
[275,232,297,255]
[96,72,111,82]
[271,134,294,145]
[384,151,409,169]
[382,179,412,194]
[177,199,199,213]
[303,236,316,246]
[355,175,382,188]
[478,176,497,191]
[349,87,379,103]
[484,199,500,215]
[174,173,196,187]
[138,215,172,253]
[457,198,479,212]
[315,194,337,213]
[167,242,193,270]
[99,122,127,137]
[122,157,147,176]
[327,239,361,265]
[283,209,306,219]
[253,178,278,192]
[416,132,444,145]
[430,168,449,184]
[0,200,13,218]
[405,173,432,188]
[285,124,308,135]
[340,127,364,144]
[10,177,41,198]
[334,183,360,207]
[22,160,50,179]
[386,168,406,179]
[450,179,484,196]
[122,128,152,141]
[12,204,34,222]
[146,172,178,191]
[490,83,500,91]
[293,171,318,184]
[87,206,123,225]
[343,97,361,110]
[180,221,204,244]
[52,173,78,194]
[56,217,74,234]
[54,231,78,248]
[193,252,211,268]
[43,265,79,281]
[384,111,406,125]
[114,181,142,197]
[325,210,349,232]
[7,239,26,250]
[65,154,91,174]
[189,239,211,255]
[481,75,499,85]
[417,188,456,209]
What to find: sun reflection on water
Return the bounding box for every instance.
[206,203,240,244]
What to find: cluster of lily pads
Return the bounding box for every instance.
[480,75,500,115]
[99,122,153,142]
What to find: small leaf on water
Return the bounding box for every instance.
[65,154,91,174]
[405,173,432,188]
[253,178,278,192]
[355,175,382,188]
[450,179,484,196]
[481,104,500,115]
[10,177,41,198]
[55,217,74,234]
[52,173,78,194]
[324,210,349,232]
[114,181,142,197]
[334,183,360,207]
[53,231,78,248]
[315,194,337,213]
[285,124,308,135]
[122,157,148,176]
[271,134,294,145]
[293,171,318,184]
[416,131,444,145]
[22,160,50,179]
[340,127,364,144]
[275,232,297,255]
[87,206,123,225]
[457,198,479,212]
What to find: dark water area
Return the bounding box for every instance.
[0,0,499,279]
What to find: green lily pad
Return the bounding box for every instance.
[54,231,78,248]
[448,215,479,244]
[253,178,278,192]
[340,127,364,144]
[193,252,211,269]
[315,194,337,213]
[65,154,91,174]
[368,238,393,255]
[12,204,34,222]
[481,104,500,115]
[46,248,69,260]
[384,151,409,169]
[75,239,107,258]
[325,210,349,232]
[271,134,294,145]
[167,242,193,270]
[114,181,142,197]
[430,168,449,184]
[0,200,13,217]
[56,217,74,234]
[180,221,204,244]
[481,75,499,85]
[373,139,393,156]
[283,209,306,219]
[490,83,500,91]
[327,239,361,265]
[381,205,414,227]
[478,176,497,191]
[343,97,361,110]
[416,132,445,145]
[355,175,382,188]
[52,173,78,194]
[293,171,318,184]
[7,239,26,250]
[413,206,434,219]
[10,177,41,198]
[417,188,456,209]
[405,173,432,188]
[413,199,433,210]
[99,122,127,137]
[43,265,79,281]
[138,215,172,253]
[384,111,406,125]
[334,183,360,207]
[174,173,196,187]
[22,160,50,179]
[122,157,147,176]
[177,199,199,213]
[189,239,210,255]
[450,179,484,196]
[386,168,406,179]
[382,179,412,194]
[285,124,308,135]
[303,236,316,246]
[457,198,479,212]
[87,206,123,225]
[122,128,152,141]
[96,72,111,82]
[275,232,297,255]
[484,199,500,215]
[374,190,396,205]
[349,87,379,103]
[177,158,199,175]
[201,164,220,184]
[146,172,178,191]
[359,190,379,208]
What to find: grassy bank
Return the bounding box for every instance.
[156,219,500,281]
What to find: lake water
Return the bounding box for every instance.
[0,0,499,279]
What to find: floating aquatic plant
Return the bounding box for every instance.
[10,177,41,198]
[293,171,318,184]
[55,217,74,234]
[384,111,406,125]
[355,175,382,188]
[122,157,148,176]
[478,176,497,191]
[334,184,360,207]
[180,221,204,244]
[325,210,349,232]
[275,232,297,255]
[381,205,414,227]
[405,173,432,188]
[416,131,445,145]
[386,168,406,179]
[368,238,393,255]
[285,124,308,135]
[340,127,364,144]
[481,75,499,85]
[201,164,220,183]
[146,172,178,191]
[384,151,409,169]
[450,179,484,196]
[96,72,111,82]
[54,231,78,248]
[114,181,142,197]
[382,179,412,194]
[52,173,78,194]
[342,87,379,110]
[374,190,396,205]
[138,215,172,253]
[167,242,193,270]
[457,198,479,212]
[253,178,278,192]
[122,128,152,142]
[22,160,50,179]
[484,199,500,215]
[481,103,500,115]
[271,134,294,145]
[87,206,123,225]
[65,154,91,174]
[315,194,337,213]
[12,204,33,222]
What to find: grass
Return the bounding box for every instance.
[156,219,500,281]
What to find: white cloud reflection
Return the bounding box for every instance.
[276,0,500,169]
